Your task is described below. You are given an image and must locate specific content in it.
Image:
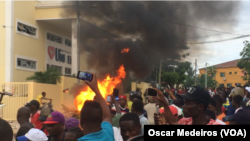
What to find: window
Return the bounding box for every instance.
[17,58,36,69]
[65,68,71,75]
[220,72,225,77]
[47,64,62,74]
[227,83,232,87]
[235,83,241,86]
[229,72,232,74]
[47,32,62,44]
[16,20,38,39]
[219,84,224,87]
[235,72,237,74]
[65,39,71,47]
[212,73,215,77]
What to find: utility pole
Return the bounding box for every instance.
[159,60,162,87]
[173,60,175,72]
[205,62,208,88]
[76,1,80,84]
[195,59,197,85]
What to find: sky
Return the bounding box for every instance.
[183,1,250,73]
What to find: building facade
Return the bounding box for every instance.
[199,59,246,88]
[0,1,117,83]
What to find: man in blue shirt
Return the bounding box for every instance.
[78,74,115,141]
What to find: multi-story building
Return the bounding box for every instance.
[0,1,117,83]
[199,59,246,87]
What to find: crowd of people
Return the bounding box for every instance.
[0,75,250,141]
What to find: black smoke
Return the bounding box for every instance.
[62,1,240,80]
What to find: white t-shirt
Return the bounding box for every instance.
[113,127,123,141]
[216,119,226,125]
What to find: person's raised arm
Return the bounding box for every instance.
[154,88,178,125]
[111,95,121,114]
[84,74,112,124]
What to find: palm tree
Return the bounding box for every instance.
[26,67,61,84]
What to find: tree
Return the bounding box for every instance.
[26,67,61,84]
[161,61,191,89]
[237,40,250,83]
[197,74,217,88]
[207,66,217,78]
[183,67,196,87]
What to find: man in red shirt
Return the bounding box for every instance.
[154,86,222,125]
[25,100,42,128]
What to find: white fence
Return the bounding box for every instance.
[0,83,29,120]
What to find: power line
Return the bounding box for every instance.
[186,27,250,40]
[164,20,245,36]
[187,34,250,44]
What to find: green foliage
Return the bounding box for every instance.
[161,61,191,89]
[207,66,217,77]
[26,67,61,84]
[197,74,217,88]
[183,67,196,87]
[237,41,250,82]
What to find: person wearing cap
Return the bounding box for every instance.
[16,107,34,141]
[65,127,84,141]
[26,100,42,129]
[158,105,179,122]
[43,111,66,141]
[37,107,51,136]
[65,117,80,131]
[17,128,48,141]
[223,108,250,125]
[155,86,221,125]
[112,95,129,115]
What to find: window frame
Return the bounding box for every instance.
[65,38,72,47]
[220,72,225,77]
[229,72,232,74]
[16,19,39,39]
[15,55,38,72]
[235,72,237,74]
[65,67,71,75]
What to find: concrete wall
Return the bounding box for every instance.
[0,1,6,82]
[12,1,71,82]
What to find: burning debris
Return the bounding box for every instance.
[62,1,240,110]
[121,48,129,53]
[74,65,126,111]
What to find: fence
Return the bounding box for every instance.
[0,83,30,120]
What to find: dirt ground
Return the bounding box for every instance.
[8,120,19,141]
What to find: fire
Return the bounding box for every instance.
[121,48,129,53]
[74,65,126,111]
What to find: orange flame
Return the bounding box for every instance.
[74,65,126,111]
[121,48,129,53]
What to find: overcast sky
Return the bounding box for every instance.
[183,1,250,72]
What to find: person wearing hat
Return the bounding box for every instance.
[65,117,80,131]
[222,108,250,125]
[111,95,129,115]
[25,100,42,128]
[17,128,48,141]
[37,107,51,136]
[43,111,66,141]
[155,86,222,125]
